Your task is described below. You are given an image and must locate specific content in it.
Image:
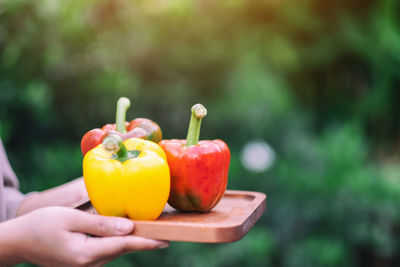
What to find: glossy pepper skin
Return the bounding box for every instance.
[160,139,230,212]
[83,135,170,220]
[81,97,162,156]
[159,104,230,212]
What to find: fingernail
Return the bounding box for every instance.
[116,219,134,233]
[157,242,169,249]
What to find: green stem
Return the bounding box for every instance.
[116,97,131,133]
[102,134,128,162]
[186,104,207,146]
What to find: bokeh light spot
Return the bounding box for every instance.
[241,140,275,172]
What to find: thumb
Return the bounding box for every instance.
[66,209,134,237]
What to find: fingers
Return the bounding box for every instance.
[66,209,135,237]
[86,235,169,262]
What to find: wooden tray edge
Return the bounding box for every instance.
[133,191,267,243]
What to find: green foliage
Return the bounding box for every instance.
[1,0,400,266]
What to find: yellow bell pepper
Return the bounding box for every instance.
[83,135,170,220]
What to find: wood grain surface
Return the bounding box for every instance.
[74,190,266,243]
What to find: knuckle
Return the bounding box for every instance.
[67,241,84,254]
[67,244,93,266]
[73,252,92,266]
[115,239,130,255]
[96,218,109,234]
[118,245,128,255]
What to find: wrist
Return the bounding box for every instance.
[0,218,25,265]
[16,192,38,217]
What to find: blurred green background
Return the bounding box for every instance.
[1,0,400,266]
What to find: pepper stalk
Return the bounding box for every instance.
[186,104,207,146]
[116,97,131,133]
[102,134,140,162]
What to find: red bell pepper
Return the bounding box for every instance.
[81,97,162,156]
[159,104,230,212]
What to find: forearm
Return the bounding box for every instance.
[17,177,88,216]
[0,218,24,266]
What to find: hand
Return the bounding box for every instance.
[0,207,168,266]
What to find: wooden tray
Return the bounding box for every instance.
[74,190,266,243]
